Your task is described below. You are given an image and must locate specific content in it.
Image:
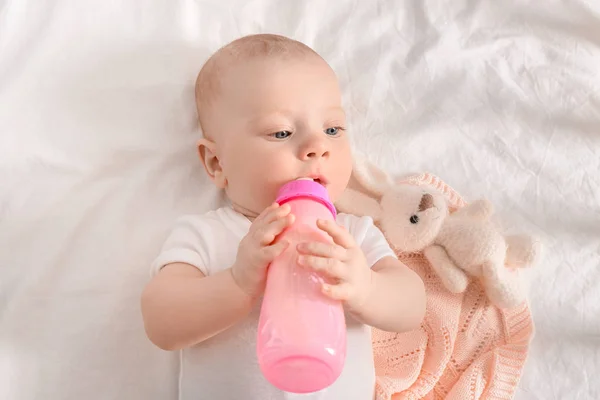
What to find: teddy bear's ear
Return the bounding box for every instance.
[350,153,394,199]
[336,188,383,221]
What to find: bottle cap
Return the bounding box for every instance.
[275,179,337,218]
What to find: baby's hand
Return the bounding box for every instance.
[231,203,294,298]
[296,219,373,311]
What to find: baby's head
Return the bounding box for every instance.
[195,34,352,218]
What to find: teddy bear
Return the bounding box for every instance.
[336,157,542,309]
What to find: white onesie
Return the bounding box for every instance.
[151,207,396,400]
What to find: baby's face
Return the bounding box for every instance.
[207,56,352,217]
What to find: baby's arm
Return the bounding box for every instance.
[297,218,426,333]
[142,203,293,351]
[351,256,426,333]
[141,263,254,351]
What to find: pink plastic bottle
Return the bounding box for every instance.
[257,179,347,394]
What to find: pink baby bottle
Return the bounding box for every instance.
[257,178,347,394]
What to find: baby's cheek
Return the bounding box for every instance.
[251,163,282,198]
[262,155,294,180]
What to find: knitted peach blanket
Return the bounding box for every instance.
[336,161,534,400]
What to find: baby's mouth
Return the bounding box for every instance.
[297,177,326,186]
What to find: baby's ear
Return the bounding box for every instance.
[197,138,226,189]
[336,188,383,221]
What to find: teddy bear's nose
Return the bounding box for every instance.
[418,193,435,211]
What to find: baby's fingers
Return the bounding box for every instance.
[298,255,346,281]
[316,219,356,249]
[263,203,292,224]
[297,241,346,260]
[261,240,289,263]
[321,282,351,301]
[255,202,280,221]
[255,213,295,246]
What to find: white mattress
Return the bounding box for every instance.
[1,0,599,399]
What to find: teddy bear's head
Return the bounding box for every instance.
[379,185,448,253]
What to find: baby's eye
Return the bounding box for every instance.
[324,127,342,136]
[273,130,292,139]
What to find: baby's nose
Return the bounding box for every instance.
[305,147,329,158]
[303,138,329,159]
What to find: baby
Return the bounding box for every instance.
[141,34,426,400]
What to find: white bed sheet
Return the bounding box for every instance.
[1,0,598,399]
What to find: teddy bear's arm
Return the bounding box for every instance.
[423,245,470,293]
[481,260,526,309]
[505,234,542,268]
[452,199,494,221]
